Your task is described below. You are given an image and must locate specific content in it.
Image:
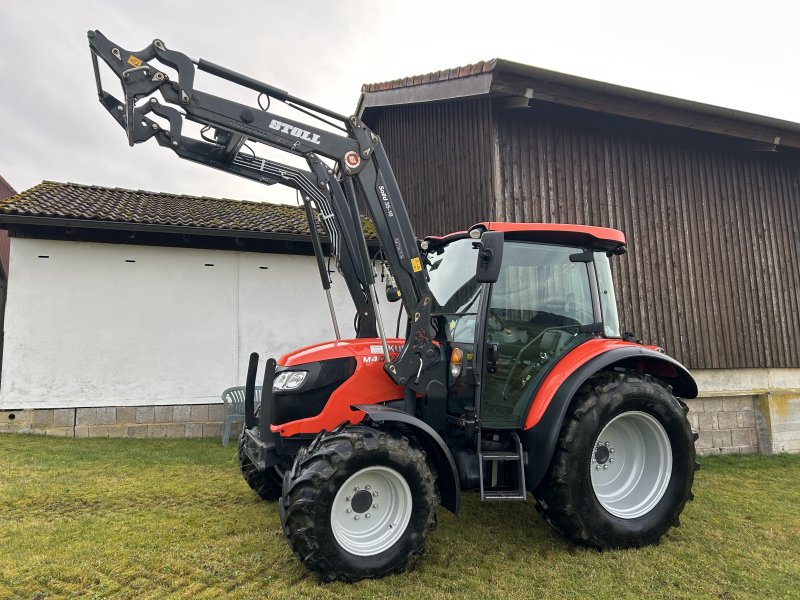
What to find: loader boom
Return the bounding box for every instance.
[87,30,442,394]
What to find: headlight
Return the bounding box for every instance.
[273,370,307,391]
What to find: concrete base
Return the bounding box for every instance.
[755,393,800,453]
[0,404,234,440]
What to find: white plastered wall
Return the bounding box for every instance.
[0,238,401,409]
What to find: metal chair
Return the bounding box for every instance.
[221,385,262,446]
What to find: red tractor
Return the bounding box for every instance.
[89,31,698,583]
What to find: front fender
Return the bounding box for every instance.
[521,341,696,490]
[355,403,461,515]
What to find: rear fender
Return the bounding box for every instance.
[521,344,696,490]
[355,403,461,515]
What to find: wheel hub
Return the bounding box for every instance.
[593,443,612,465]
[351,489,373,513]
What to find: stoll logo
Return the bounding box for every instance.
[268,119,321,145]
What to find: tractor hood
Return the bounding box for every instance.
[279,338,405,367]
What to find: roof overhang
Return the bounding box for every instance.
[360,58,800,151]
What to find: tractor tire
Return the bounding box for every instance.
[237,430,283,501]
[534,371,698,549]
[279,426,439,582]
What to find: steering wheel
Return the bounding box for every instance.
[488,308,506,331]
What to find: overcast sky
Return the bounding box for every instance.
[1,0,799,204]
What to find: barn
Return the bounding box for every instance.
[358,59,800,454]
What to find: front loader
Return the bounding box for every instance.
[88,30,699,582]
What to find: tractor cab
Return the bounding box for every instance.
[424,223,626,429]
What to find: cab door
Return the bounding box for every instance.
[479,243,597,428]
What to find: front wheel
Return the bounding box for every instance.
[279,426,439,582]
[237,430,284,501]
[534,371,698,549]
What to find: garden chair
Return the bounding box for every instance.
[221,385,262,446]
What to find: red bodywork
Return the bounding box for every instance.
[272,336,662,437]
[273,339,405,436]
[522,338,663,428]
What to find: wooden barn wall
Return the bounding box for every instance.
[492,103,800,370]
[366,99,495,237]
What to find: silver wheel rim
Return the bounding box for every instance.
[330,466,412,556]
[590,411,672,519]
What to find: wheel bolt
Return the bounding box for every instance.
[603,465,608,470]
[354,486,359,491]
[373,503,378,509]
[596,465,601,470]
[373,491,378,497]
[346,508,351,513]
[366,513,371,518]
[346,496,351,501]
[354,515,359,520]
[605,441,610,447]
[609,458,615,463]
[365,485,371,490]
[610,448,615,454]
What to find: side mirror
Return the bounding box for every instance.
[474,230,504,283]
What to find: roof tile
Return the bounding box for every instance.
[363,60,494,93]
[0,181,377,239]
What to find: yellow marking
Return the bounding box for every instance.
[127,55,142,67]
[411,257,422,272]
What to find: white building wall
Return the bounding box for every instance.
[0,238,400,409]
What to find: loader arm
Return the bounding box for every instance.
[87,30,442,393]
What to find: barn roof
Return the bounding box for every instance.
[359,58,800,150]
[0,181,376,242]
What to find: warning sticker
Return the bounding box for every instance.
[127,55,143,67]
[411,257,422,272]
[370,345,383,354]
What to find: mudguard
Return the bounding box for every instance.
[521,344,697,490]
[355,403,461,515]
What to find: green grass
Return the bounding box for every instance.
[0,435,797,600]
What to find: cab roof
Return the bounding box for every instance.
[425,222,626,253]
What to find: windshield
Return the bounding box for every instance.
[425,238,481,342]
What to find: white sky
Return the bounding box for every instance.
[1,0,798,203]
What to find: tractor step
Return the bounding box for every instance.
[480,450,521,460]
[483,489,527,501]
[478,431,527,502]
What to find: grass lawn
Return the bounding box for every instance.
[0,435,798,599]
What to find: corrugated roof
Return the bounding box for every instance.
[0,181,376,239]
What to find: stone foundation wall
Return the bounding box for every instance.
[0,405,230,439]
[683,396,759,455]
[1,392,798,456]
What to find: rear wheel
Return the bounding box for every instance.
[279,426,439,582]
[534,371,697,548]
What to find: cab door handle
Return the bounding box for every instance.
[487,342,499,374]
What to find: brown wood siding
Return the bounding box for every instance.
[365,99,495,237]
[492,103,800,369]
